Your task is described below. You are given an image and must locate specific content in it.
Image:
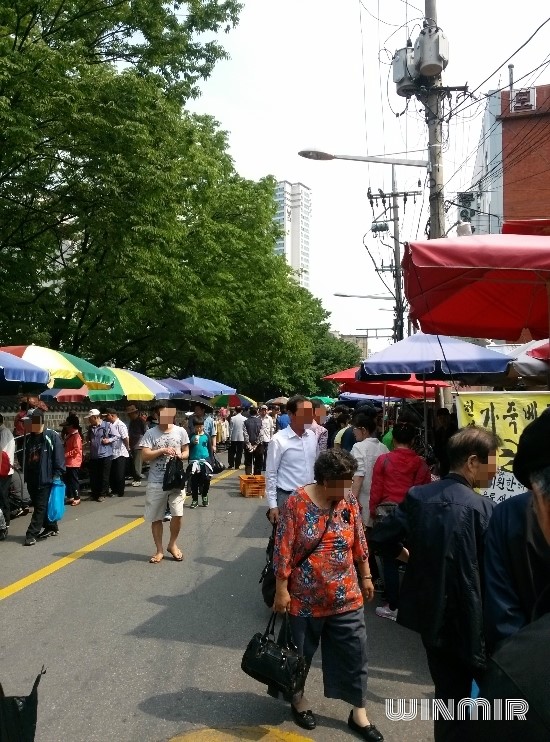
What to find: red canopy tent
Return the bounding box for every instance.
[402,234,550,341]
[324,367,449,400]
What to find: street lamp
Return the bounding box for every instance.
[299,148,428,341]
[334,293,394,300]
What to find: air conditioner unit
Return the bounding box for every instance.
[510,88,536,113]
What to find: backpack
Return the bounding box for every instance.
[0,451,10,477]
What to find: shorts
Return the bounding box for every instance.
[144,482,184,522]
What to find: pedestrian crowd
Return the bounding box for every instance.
[1,393,549,741]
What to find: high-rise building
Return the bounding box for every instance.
[274,181,311,288]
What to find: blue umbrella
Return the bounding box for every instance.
[339,393,400,404]
[0,351,50,394]
[182,376,236,395]
[159,378,214,398]
[358,333,511,381]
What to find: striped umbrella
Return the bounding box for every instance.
[0,345,112,389]
[96,368,171,401]
[211,393,257,408]
[0,350,51,394]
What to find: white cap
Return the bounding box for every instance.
[87,409,101,418]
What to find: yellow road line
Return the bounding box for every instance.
[169,726,313,741]
[0,468,239,601]
[0,517,144,600]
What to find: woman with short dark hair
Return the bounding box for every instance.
[272,449,384,741]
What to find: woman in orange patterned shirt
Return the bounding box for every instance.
[273,449,384,742]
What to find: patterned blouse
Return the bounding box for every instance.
[273,486,369,618]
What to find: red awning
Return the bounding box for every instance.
[402,234,550,340]
[502,219,550,236]
[340,380,443,400]
[323,366,360,382]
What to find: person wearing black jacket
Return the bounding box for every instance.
[370,425,500,742]
[23,408,65,546]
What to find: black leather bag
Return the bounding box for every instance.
[241,612,306,696]
[162,456,185,491]
[210,454,225,474]
[0,667,45,742]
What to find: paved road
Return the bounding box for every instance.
[0,461,433,742]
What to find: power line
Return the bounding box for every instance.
[470,15,550,96]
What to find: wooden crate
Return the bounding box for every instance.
[239,475,265,498]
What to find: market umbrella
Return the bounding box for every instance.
[97,368,172,401]
[309,395,336,405]
[211,393,257,408]
[340,379,445,400]
[266,396,288,405]
[0,345,112,389]
[357,333,511,381]
[402,234,550,341]
[182,376,236,395]
[504,340,550,379]
[40,385,124,403]
[323,367,360,382]
[0,350,50,395]
[158,378,214,398]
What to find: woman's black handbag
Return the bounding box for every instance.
[241,612,306,696]
[210,454,225,474]
[162,457,185,491]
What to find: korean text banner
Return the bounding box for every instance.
[456,392,550,502]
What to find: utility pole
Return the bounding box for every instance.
[391,165,404,340]
[368,175,421,341]
[423,0,445,239]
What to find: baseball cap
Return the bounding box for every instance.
[87,408,101,417]
[24,407,45,421]
[260,404,268,410]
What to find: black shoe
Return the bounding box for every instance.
[347,711,384,741]
[291,705,316,730]
[24,536,37,546]
[202,495,208,507]
[0,528,7,541]
[190,500,199,509]
[37,528,59,540]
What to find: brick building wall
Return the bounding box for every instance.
[501,85,550,220]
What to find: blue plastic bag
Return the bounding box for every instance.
[47,479,65,522]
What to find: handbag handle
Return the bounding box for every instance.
[263,612,295,651]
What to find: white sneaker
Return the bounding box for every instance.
[132,481,141,487]
[163,513,172,522]
[375,605,398,621]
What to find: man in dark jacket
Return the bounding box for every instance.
[243,407,262,475]
[370,425,501,742]
[483,409,550,651]
[23,408,65,545]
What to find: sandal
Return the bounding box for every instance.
[167,548,184,562]
[71,498,81,506]
[149,554,163,564]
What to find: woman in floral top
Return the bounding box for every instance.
[273,449,384,742]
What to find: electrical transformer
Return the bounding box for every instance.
[414,26,449,78]
[392,46,418,97]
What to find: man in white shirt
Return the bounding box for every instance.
[228,406,247,470]
[105,409,130,497]
[266,395,317,524]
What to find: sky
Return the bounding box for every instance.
[189,0,550,352]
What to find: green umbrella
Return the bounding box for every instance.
[309,395,336,405]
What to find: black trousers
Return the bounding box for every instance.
[189,470,211,501]
[424,644,483,742]
[0,474,12,527]
[89,456,112,499]
[26,483,56,538]
[109,456,126,497]
[228,441,244,469]
[244,444,263,475]
[63,467,80,501]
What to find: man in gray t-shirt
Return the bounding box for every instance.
[139,405,189,563]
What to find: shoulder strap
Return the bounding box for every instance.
[294,502,335,570]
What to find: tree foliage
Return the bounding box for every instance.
[0,0,359,399]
